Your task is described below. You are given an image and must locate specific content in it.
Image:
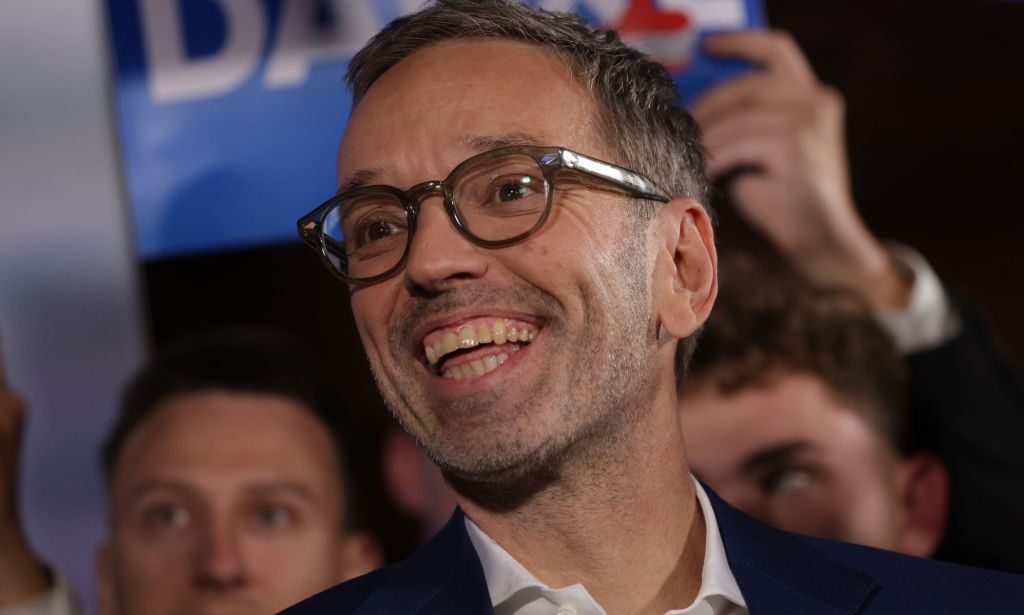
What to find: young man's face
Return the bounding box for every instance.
[339,39,665,486]
[679,371,911,551]
[98,391,378,615]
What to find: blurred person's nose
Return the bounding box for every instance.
[192,516,247,591]
[404,195,489,294]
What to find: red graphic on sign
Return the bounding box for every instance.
[611,0,695,71]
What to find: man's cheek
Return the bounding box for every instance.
[350,308,386,357]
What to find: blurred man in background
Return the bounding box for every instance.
[692,29,1024,572]
[681,256,949,557]
[0,330,381,615]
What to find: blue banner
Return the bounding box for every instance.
[107,0,763,260]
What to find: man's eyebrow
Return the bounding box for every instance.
[124,479,194,505]
[241,481,318,503]
[337,133,545,195]
[337,169,380,195]
[464,132,546,152]
[739,441,818,476]
[123,480,319,505]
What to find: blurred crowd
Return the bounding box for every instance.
[2,22,1023,615]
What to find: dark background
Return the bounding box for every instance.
[142,0,1024,560]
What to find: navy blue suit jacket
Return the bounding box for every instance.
[282,489,1024,614]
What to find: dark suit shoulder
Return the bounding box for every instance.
[278,509,492,614]
[279,565,396,614]
[710,485,1024,613]
[823,536,1024,597]
[806,534,1024,613]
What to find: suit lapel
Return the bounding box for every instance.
[708,488,878,615]
[355,509,493,615]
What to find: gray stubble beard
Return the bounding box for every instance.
[374,218,659,512]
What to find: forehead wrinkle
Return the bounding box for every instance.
[241,481,318,502]
[337,168,381,194]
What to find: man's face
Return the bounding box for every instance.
[340,40,661,484]
[99,391,375,615]
[679,372,907,550]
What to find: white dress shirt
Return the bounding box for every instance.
[465,478,747,615]
[875,244,960,354]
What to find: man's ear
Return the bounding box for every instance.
[96,542,116,615]
[655,198,717,339]
[896,452,949,558]
[335,530,384,582]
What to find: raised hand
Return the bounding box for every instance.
[693,30,911,309]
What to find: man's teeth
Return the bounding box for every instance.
[444,352,510,380]
[425,320,537,367]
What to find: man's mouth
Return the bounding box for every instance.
[421,317,538,380]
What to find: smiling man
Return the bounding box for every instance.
[285,1,1024,613]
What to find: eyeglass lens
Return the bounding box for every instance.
[322,152,551,280]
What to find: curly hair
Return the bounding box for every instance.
[685,254,911,452]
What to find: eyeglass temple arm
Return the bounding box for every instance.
[561,151,670,202]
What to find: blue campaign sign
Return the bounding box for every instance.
[107,0,762,260]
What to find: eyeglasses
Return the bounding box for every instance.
[297,145,670,285]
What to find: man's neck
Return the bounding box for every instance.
[458,392,704,615]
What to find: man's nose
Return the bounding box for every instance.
[403,196,489,293]
[193,519,247,592]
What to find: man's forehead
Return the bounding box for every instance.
[336,132,547,193]
[118,477,320,503]
[115,392,339,473]
[337,38,604,187]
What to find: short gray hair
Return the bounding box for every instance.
[346,0,710,208]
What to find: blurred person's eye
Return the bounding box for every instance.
[143,503,190,531]
[762,467,812,496]
[251,504,296,530]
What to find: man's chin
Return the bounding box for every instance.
[436,437,573,512]
[167,597,269,615]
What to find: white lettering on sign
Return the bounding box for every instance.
[263,0,378,88]
[141,0,265,103]
[135,0,748,105]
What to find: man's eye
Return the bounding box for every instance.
[497,180,528,201]
[145,505,190,530]
[490,176,541,203]
[762,468,812,495]
[254,505,294,529]
[361,220,402,243]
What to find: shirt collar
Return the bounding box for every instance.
[694,478,747,609]
[464,476,746,613]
